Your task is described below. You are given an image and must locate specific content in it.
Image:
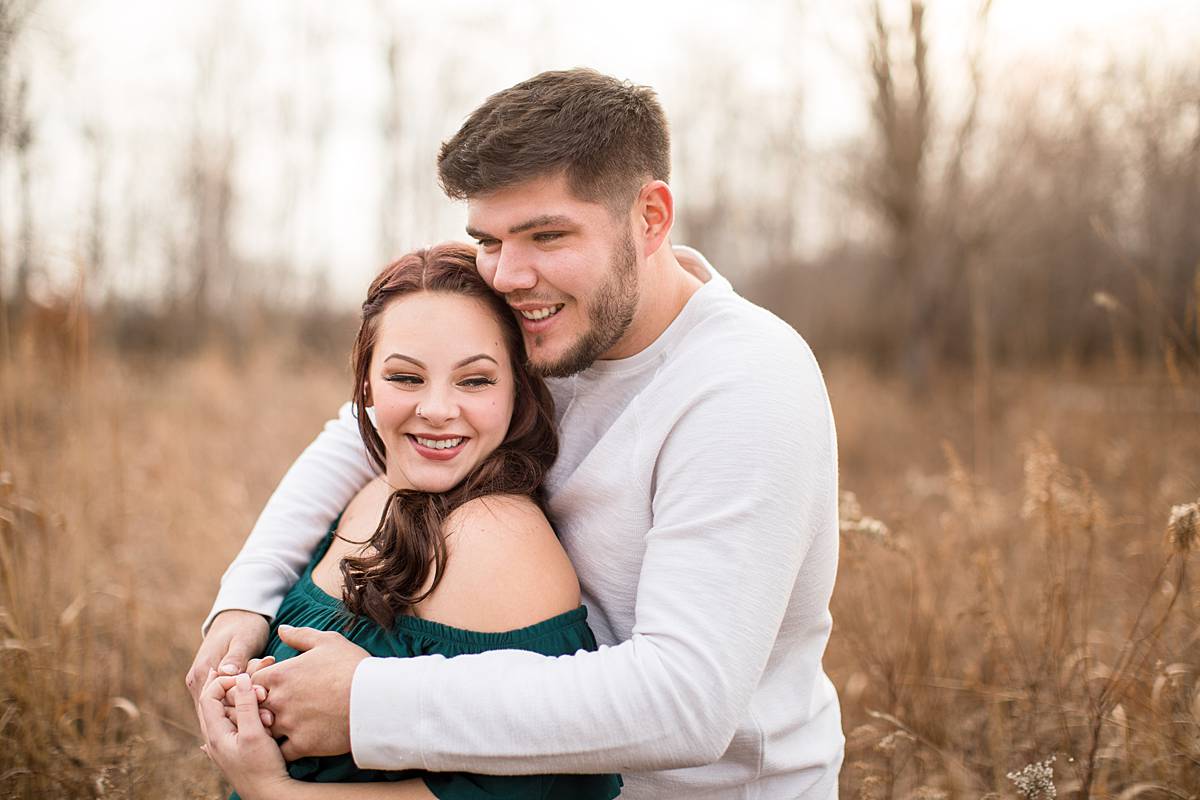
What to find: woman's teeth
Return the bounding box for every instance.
[414,436,463,449]
[519,304,564,321]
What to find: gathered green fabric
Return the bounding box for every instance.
[231,518,621,800]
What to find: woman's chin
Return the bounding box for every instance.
[401,466,466,495]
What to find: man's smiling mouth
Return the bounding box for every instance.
[518,304,565,321]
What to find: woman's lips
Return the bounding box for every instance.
[407,434,468,461]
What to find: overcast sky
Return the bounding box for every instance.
[10,0,1199,305]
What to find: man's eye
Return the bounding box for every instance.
[475,238,500,250]
[386,374,422,385]
[534,232,564,243]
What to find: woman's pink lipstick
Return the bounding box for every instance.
[407,434,468,461]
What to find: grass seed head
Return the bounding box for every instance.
[1006,756,1057,800]
[1166,501,1198,554]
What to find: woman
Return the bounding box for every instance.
[198,243,621,799]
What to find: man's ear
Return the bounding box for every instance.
[635,180,674,258]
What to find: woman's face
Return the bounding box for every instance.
[367,291,516,493]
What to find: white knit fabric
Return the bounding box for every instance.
[205,247,843,799]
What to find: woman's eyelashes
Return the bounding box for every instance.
[382,373,498,389]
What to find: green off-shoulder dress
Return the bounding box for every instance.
[231,518,622,800]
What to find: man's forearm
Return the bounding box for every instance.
[204,403,376,633]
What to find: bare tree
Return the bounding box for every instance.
[378,10,406,261]
[82,122,107,302]
[861,0,932,377]
[0,0,38,312]
[12,70,31,307]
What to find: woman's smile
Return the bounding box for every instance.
[408,434,470,461]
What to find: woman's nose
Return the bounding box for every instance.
[415,387,460,426]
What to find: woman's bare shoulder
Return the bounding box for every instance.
[415,494,581,633]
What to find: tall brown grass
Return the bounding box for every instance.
[830,362,1199,797]
[1,337,1196,798]
[0,337,346,798]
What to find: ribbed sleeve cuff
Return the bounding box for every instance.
[350,655,439,771]
[200,562,294,635]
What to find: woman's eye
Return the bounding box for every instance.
[385,374,422,385]
[460,377,498,388]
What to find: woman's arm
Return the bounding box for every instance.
[271,782,434,800]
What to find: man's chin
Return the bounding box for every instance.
[528,344,589,379]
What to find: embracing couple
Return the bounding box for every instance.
[186,68,844,799]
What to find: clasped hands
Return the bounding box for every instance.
[188,612,370,794]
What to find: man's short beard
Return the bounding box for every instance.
[531,228,639,379]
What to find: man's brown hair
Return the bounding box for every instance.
[437,68,670,213]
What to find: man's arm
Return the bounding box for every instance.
[343,341,839,774]
[202,402,377,633]
[187,402,375,696]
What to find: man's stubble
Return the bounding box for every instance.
[531,227,639,379]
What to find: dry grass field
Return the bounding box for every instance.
[1,338,1197,799]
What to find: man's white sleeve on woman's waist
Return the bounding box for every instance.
[350,340,838,775]
[201,402,376,635]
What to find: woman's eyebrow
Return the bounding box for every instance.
[384,353,424,367]
[454,354,499,368]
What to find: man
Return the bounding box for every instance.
[187,68,843,798]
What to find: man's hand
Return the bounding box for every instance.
[186,610,270,704]
[252,625,369,761]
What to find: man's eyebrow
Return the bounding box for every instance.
[384,354,425,368]
[465,214,576,240]
[454,354,499,369]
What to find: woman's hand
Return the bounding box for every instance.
[199,670,290,800]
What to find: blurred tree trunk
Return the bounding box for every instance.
[185,138,235,331]
[14,71,32,308]
[0,0,39,312]
[84,123,107,302]
[865,0,930,379]
[379,25,405,260]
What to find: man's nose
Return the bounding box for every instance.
[489,247,538,295]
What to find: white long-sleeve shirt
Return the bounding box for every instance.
[206,247,843,799]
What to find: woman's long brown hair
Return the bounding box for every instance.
[339,242,558,629]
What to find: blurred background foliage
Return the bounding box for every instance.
[0,0,1195,373]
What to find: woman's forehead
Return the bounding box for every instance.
[375,292,509,362]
